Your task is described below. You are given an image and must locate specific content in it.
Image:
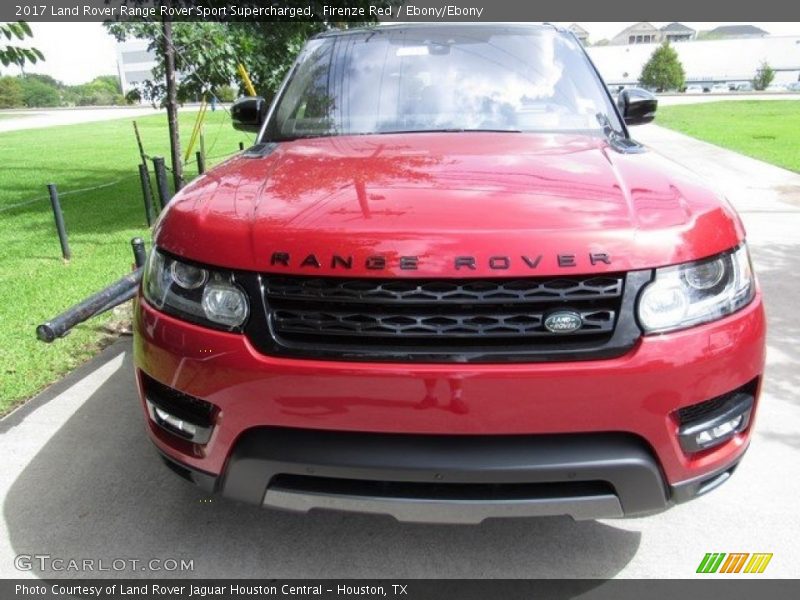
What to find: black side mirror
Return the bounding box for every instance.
[231,96,267,133]
[617,88,658,126]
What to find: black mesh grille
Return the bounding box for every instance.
[677,379,759,425]
[263,276,624,305]
[271,307,615,338]
[141,373,216,428]
[253,274,631,360]
[270,474,615,502]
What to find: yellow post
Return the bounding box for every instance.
[184,96,208,163]
[237,63,257,97]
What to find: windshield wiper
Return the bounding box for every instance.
[276,133,338,142]
[376,128,522,135]
[278,129,523,141]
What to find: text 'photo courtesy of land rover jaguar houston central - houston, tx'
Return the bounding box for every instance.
[134,23,765,523]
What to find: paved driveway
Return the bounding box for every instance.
[1,125,799,579]
[0,105,222,134]
[656,92,800,106]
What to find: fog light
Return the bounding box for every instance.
[678,393,753,453]
[154,407,198,438]
[146,399,213,444]
[694,415,743,446]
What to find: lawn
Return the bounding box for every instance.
[0,110,253,415]
[657,101,800,172]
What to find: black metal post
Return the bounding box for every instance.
[36,268,143,342]
[239,141,245,151]
[138,163,155,226]
[131,237,147,268]
[133,120,156,214]
[152,156,171,209]
[196,151,206,175]
[46,183,71,262]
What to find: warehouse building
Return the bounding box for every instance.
[587,35,800,88]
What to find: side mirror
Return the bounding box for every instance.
[617,88,658,126]
[231,96,267,133]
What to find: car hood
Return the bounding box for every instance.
[156,132,744,276]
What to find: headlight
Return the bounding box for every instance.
[143,249,249,330]
[637,244,755,334]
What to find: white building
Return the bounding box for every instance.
[116,39,157,95]
[587,35,800,88]
[567,24,589,46]
[611,22,661,45]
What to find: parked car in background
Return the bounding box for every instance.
[787,82,800,92]
[685,85,704,94]
[766,83,786,92]
[734,82,753,92]
[711,84,729,93]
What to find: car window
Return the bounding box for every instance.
[266,26,621,140]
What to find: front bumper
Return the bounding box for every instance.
[134,292,765,520]
[156,427,745,522]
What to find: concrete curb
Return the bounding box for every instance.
[0,337,130,433]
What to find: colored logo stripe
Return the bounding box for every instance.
[720,553,749,573]
[744,553,773,574]
[696,553,772,574]
[697,553,726,573]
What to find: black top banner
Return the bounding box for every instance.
[4,0,800,22]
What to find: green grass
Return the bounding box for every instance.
[657,101,800,172]
[0,110,252,414]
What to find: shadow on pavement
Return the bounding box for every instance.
[5,347,641,580]
[750,243,800,407]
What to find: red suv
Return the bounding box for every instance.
[135,24,765,523]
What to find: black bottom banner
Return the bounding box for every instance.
[2,580,800,600]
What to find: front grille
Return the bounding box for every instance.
[141,373,216,428]
[241,272,648,362]
[269,473,615,502]
[265,276,621,343]
[676,379,759,425]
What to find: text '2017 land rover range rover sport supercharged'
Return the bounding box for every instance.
[134,23,766,523]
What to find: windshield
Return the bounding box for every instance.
[264,25,622,141]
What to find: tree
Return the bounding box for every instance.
[1,22,44,69]
[104,3,394,190]
[105,21,238,104]
[104,4,396,103]
[753,61,775,91]
[19,76,61,107]
[639,41,685,92]
[0,76,23,108]
[65,75,125,106]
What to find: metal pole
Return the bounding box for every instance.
[132,120,148,166]
[36,269,142,343]
[152,156,171,209]
[133,120,155,211]
[46,183,71,262]
[162,17,184,192]
[138,163,155,226]
[196,151,205,175]
[131,237,147,268]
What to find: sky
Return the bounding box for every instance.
[3,21,800,85]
